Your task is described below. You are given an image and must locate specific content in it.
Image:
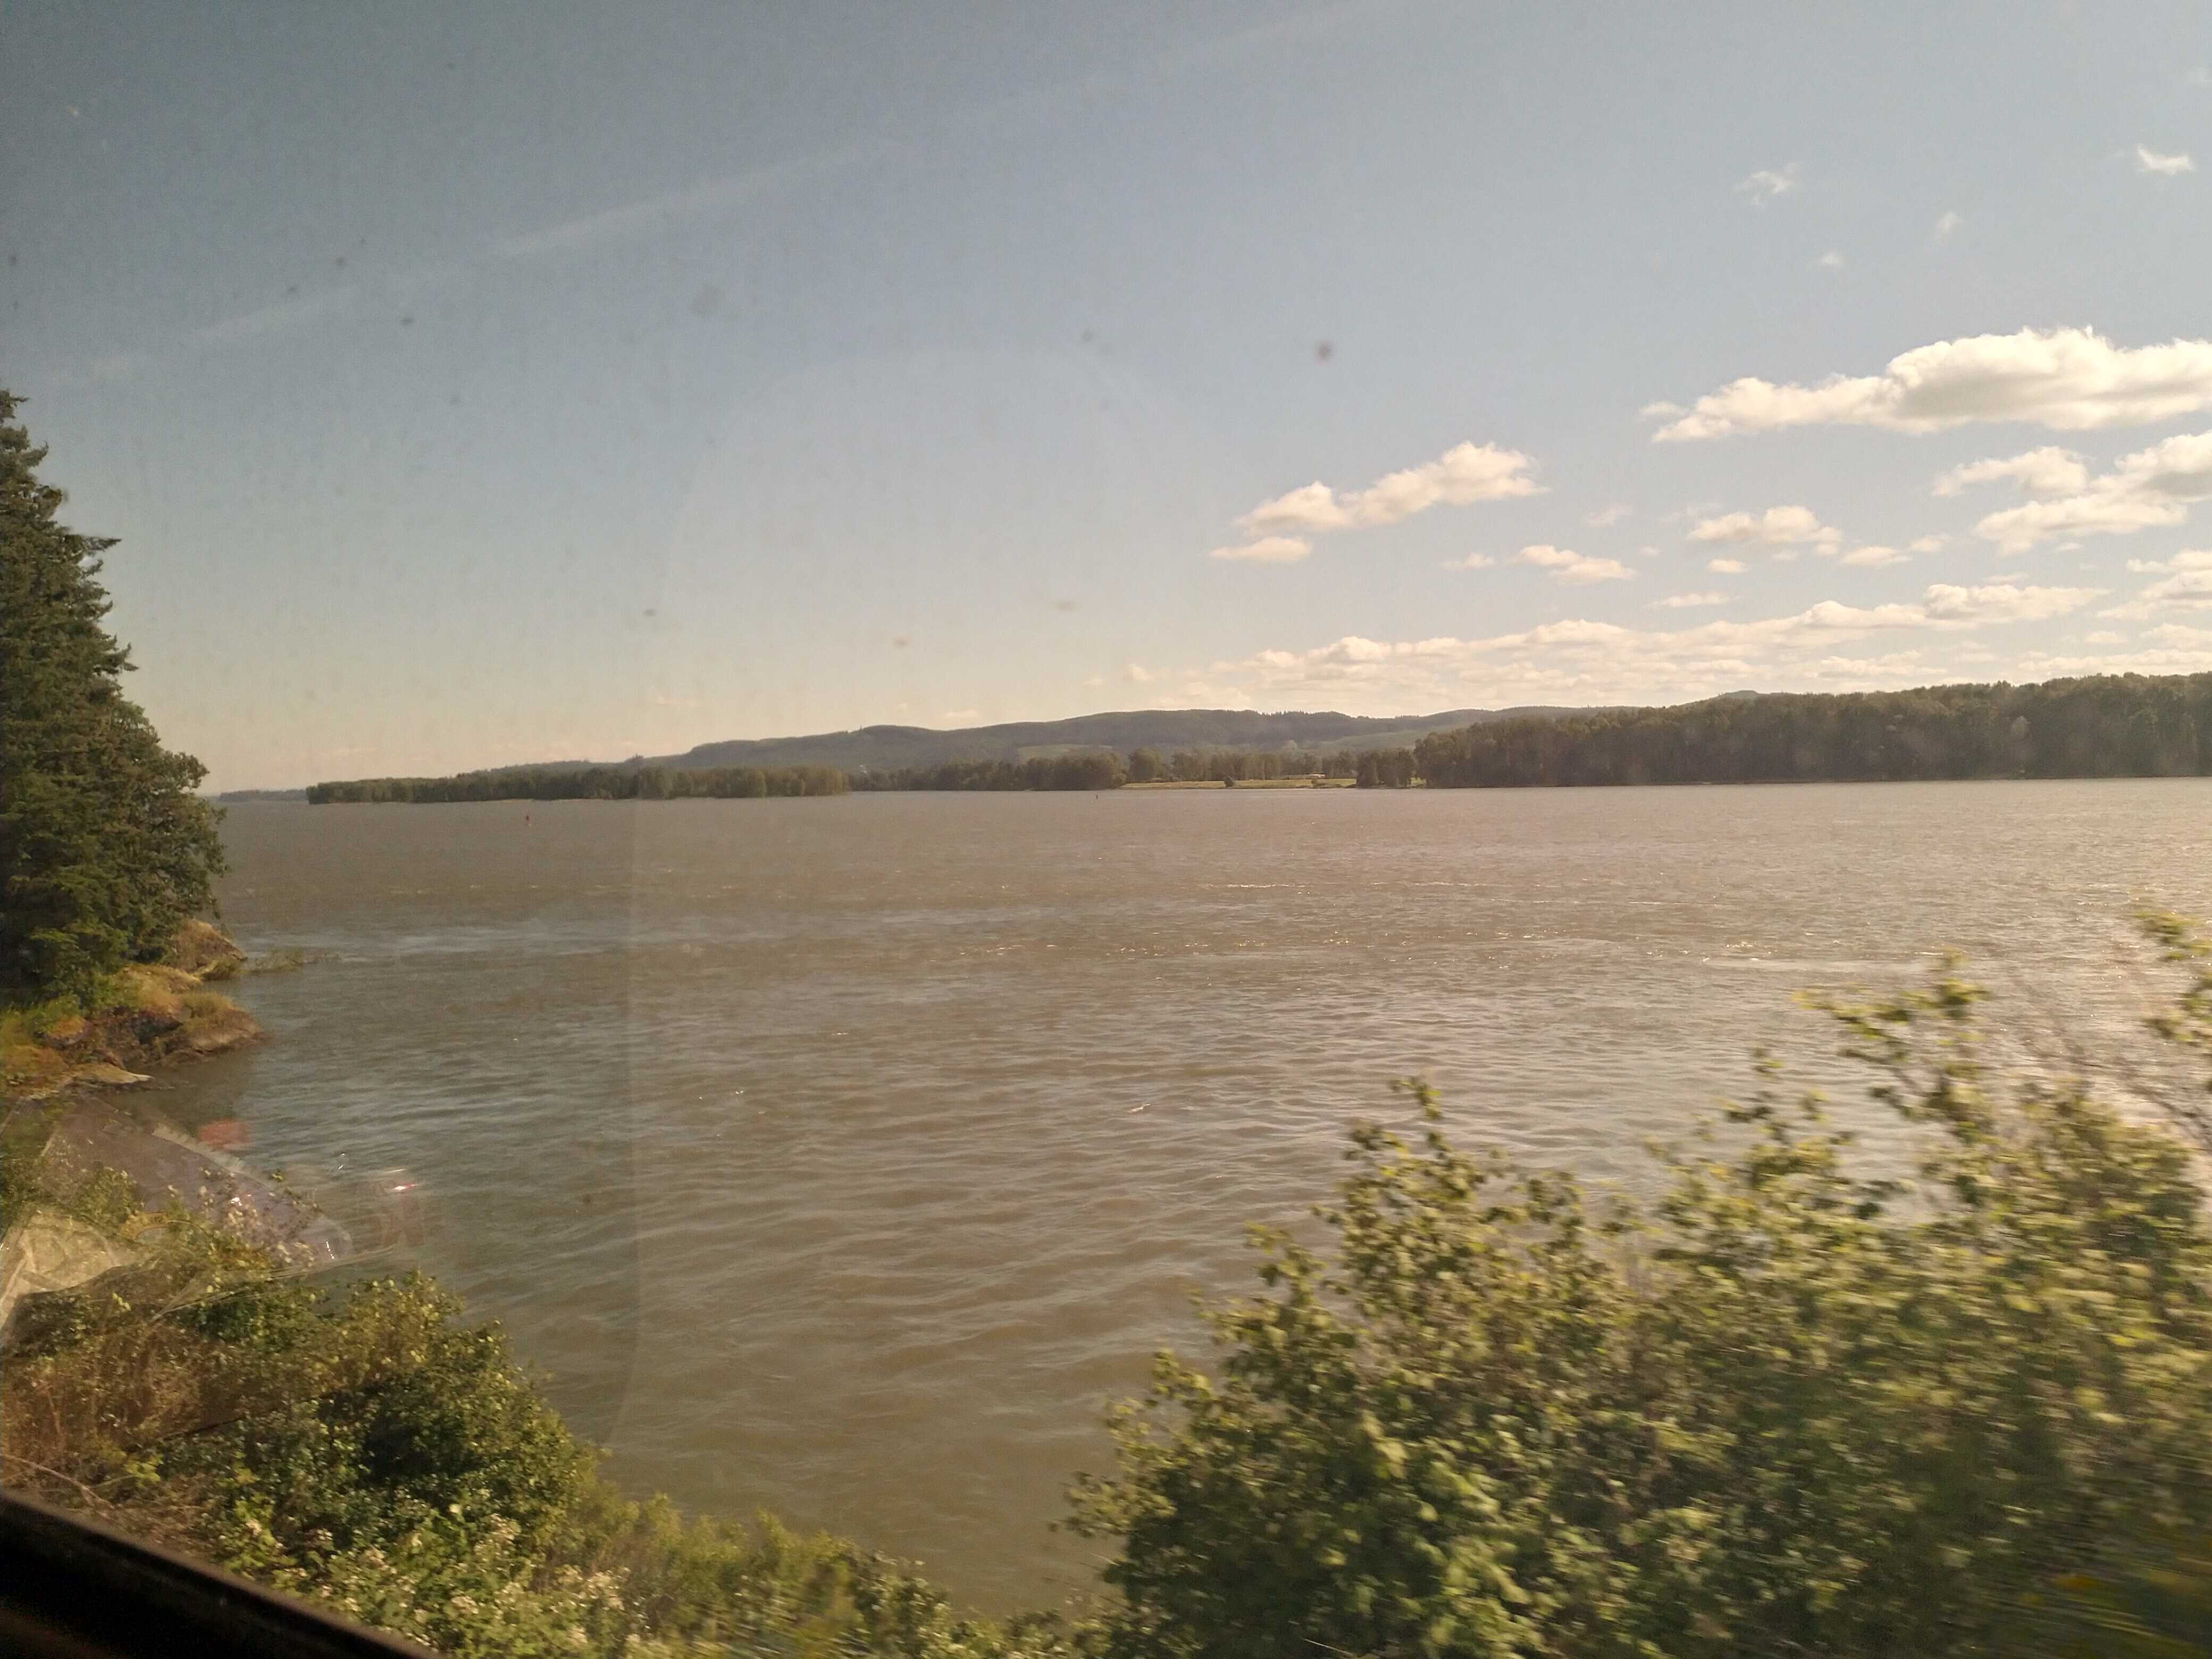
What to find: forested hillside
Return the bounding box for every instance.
[1416,674,2212,787]
[656,705,1563,774]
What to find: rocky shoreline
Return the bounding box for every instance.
[1,920,264,1100]
[0,920,298,1336]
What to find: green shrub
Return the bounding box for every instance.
[1069,925,2212,1658]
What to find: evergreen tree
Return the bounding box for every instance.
[0,390,226,1002]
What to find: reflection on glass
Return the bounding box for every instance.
[10,7,2212,1657]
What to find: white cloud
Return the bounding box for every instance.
[1918,583,2101,624]
[1707,557,1748,574]
[2100,549,2212,618]
[2135,145,2197,176]
[2085,631,2125,645]
[1934,210,1963,239]
[1965,430,2212,553]
[1908,535,1948,554]
[1933,446,2090,498]
[1814,250,1845,270]
[1170,584,2104,711]
[1840,544,1908,567]
[1209,534,1312,564]
[1453,552,1497,569]
[1649,327,2212,441]
[1735,164,1801,204]
[1688,504,1842,550]
[1655,591,1729,608]
[939,709,979,724]
[1975,493,2186,554]
[2010,634,2212,677]
[1122,664,1155,684]
[1238,440,1539,535]
[1585,503,1633,527]
[1520,544,1633,584]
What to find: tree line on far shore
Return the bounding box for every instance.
[305,745,1431,801]
[305,764,852,804]
[303,671,2212,806]
[1415,673,2212,787]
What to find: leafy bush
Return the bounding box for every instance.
[9,1258,1067,1659]
[1068,925,2212,1657]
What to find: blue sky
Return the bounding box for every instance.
[6,2,2211,789]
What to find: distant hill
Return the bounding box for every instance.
[211,788,306,803]
[648,706,1582,776]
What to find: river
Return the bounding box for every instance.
[164,781,2212,1609]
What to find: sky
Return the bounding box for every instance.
[5,2,2211,791]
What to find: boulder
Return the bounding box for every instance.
[161,918,247,981]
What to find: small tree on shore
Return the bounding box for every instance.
[0,390,225,1003]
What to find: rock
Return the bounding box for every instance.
[0,1213,140,1336]
[39,1015,90,1050]
[163,918,248,980]
[180,1007,260,1055]
[75,1063,153,1088]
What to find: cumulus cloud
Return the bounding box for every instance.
[1934,210,1963,239]
[1648,327,2212,441]
[1123,664,1156,684]
[1933,446,2090,498]
[1918,583,2100,623]
[1209,534,1312,564]
[1237,441,1539,535]
[1453,552,1497,569]
[1520,544,1633,584]
[1958,430,2212,553]
[1814,250,1845,270]
[1707,557,1748,574]
[2009,627,2212,677]
[2100,549,2212,618]
[1909,535,1948,554]
[1655,592,1729,608]
[1168,584,2104,711]
[1585,503,1633,527]
[1688,504,1842,550]
[1840,544,1909,567]
[2136,145,2197,176]
[1735,164,1801,204]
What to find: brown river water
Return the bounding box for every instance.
[164,782,2212,1610]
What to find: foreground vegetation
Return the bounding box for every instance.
[1416,675,2212,787]
[7,916,2212,1656]
[1071,915,2212,1657]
